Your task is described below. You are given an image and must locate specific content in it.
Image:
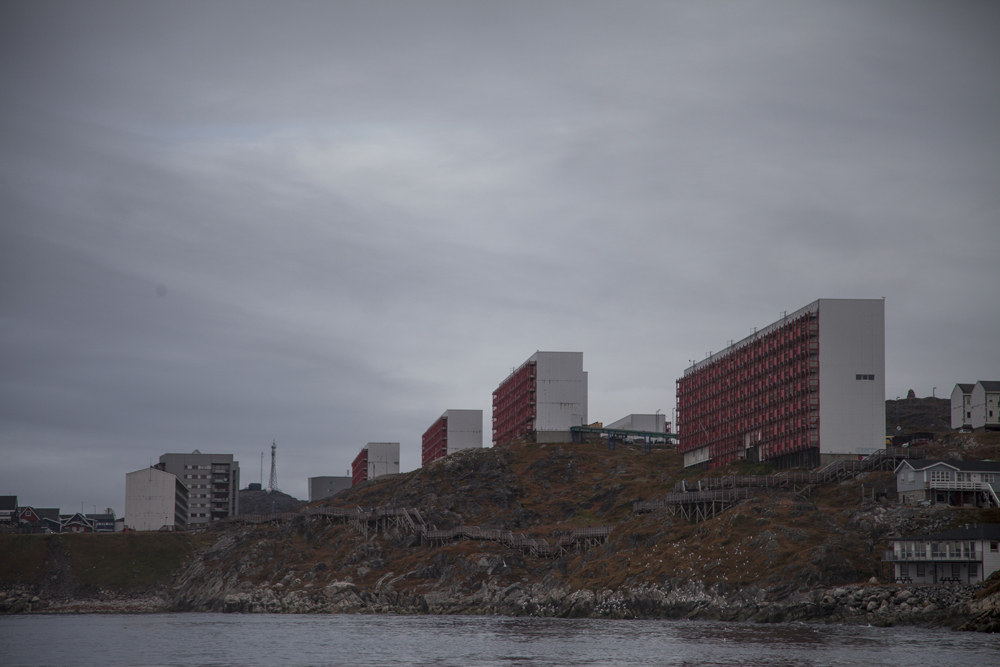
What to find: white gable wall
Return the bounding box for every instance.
[818,299,885,456]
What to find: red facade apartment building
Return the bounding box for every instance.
[676,299,884,470]
[492,352,587,445]
[422,410,483,466]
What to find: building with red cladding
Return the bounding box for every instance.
[493,351,587,445]
[676,299,884,470]
[422,409,483,466]
[352,442,399,486]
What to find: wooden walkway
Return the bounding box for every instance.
[633,488,755,521]
[670,446,918,494]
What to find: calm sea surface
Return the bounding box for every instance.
[2,614,998,667]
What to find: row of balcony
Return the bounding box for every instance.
[882,551,978,563]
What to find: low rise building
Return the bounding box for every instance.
[951,381,1000,431]
[308,476,352,502]
[60,513,95,533]
[17,507,62,533]
[352,442,400,486]
[422,409,483,466]
[86,510,117,533]
[895,459,1000,508]
[605,414,668,433]
[0,496,17,525]
[125,467,189,531]
[884,524,1000,585]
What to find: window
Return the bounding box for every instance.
[952,563,961,578]
[856,374,875,381]
[957,472,971,482]
[930,470,952,483]
[990,541,998,553]
[916,563,925,577]
[970,563,978,578]
[900,563,909,577]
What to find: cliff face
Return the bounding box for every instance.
[4,432,1000,627]
[164,435,1000,627]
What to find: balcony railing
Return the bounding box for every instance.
[925,480,994,491]
[882,550,978,562]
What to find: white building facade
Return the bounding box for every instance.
[951,383,974,430]
[352,442,400,486]
[125,467,189,531]
[493,351,588,445]
[885,524,1000,585]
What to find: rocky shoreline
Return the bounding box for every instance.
[4,577,994,631]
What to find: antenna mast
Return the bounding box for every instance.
[269,441,279,492]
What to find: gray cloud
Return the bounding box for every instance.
[1,1,998,512]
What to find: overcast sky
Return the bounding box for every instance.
[1,2,997,515]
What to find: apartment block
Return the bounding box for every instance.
[156,450,239,524]
[493,351,588,445]
[677,299,885,469]
[125,467,189,531]
[422,409,483,466]
[351,442,400,486]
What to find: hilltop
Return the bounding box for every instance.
[4,430,1000,628]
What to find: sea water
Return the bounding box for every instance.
[2,613,998,667]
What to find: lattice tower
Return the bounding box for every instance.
[269,441,279,492]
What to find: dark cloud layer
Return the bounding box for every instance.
[1,2,998,512]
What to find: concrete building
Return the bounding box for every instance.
[155,450,239,524]
[677,299,885,469]
[125,467,189,531]
[308,476,352,502]
[493,351,588,445]
[352,442,400,486]
[951,383,975,430]
[422,409,484,466]
[605,414,668,433]
[884,524,1000,585]
[896,459,1000,508]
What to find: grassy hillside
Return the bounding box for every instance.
[0,532,198,593]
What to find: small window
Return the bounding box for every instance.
[916,563,925,577]
[991,541,998,553]
[855,374,875,381]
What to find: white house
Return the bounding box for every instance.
[895,459,1000,508]
[970,381,1000,432]
[951,381,1000,432]
[951,383,974,430]
[884,524,1000,585]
